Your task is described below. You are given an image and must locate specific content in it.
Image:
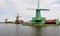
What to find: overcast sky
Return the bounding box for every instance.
[0,0,60,22]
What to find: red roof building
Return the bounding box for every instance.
[46,19,56,24]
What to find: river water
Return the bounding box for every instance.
[0,23,59,36]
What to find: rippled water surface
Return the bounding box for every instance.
[0,23,59,36]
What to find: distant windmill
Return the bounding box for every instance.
[15,13,24,24]
[16,13,21,20]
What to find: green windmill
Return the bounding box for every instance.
[28,0,49,24]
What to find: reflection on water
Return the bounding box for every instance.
[35,27,41,36]
[0,23,59,36]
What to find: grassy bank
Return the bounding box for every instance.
[23,22,57,27]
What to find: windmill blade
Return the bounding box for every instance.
[27,8,36,10]
[40,9,49,11]
[37,0,39,9]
